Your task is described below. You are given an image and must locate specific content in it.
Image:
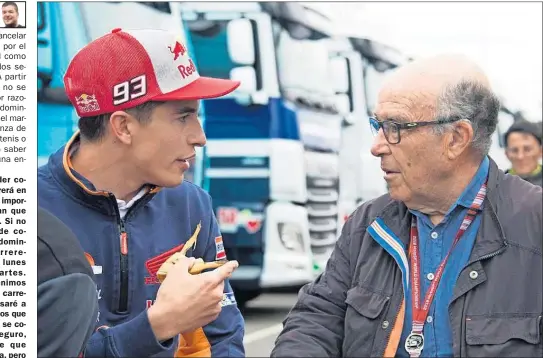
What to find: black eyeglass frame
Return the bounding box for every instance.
[369,116,463,144]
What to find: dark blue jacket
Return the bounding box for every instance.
[37,134,245,357]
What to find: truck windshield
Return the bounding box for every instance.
[183,16,258,100]
[272,21,335,104]
[185,20,238,82]
[79,2,186,42]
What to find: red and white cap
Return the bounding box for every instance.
[64,28,240,117]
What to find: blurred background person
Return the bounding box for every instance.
[504,120,542,186]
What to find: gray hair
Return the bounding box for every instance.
[434,79,501,156]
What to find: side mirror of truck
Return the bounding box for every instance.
[330,57,350,94]
[230,66,268,106]
[226,18,255,65]
[335,94,351,116]
[230,66,257,93]
[330,56,355,122]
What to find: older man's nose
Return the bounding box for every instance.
[370,129,390,157]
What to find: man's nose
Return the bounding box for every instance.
[370,129,391,157]
[189,120,207,148]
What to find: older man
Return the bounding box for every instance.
[271,55,542,357]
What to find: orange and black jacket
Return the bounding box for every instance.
[37,133,245,357]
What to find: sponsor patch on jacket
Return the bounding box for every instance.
[85,252,102,275]
[144,243,185,285]
[215,236,226,260]
[221,292,237,307]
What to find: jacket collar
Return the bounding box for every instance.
[47,131,160,215]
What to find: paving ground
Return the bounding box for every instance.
[241,293,299,357]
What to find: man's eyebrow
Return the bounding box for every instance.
[375,113,410,123]
[175,107,198,114]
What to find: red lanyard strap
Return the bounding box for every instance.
[405,182,487,357]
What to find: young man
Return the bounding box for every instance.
[38,28,245,357]
[504,120,542,187]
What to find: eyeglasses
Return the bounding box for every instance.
[369,116,462,144]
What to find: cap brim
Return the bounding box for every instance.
[153,76,240,101]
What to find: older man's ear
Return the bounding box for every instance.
[445,120,475,160]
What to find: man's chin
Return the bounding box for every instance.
[151,173,185,188]
[387,185,407,202]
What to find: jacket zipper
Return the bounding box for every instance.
[118,218,129,313]
[112,190,156,313]
[465,241,507,268]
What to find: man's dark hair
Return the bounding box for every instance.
[503,120,542,147]
[78,101,163,142]
[2,2,18,12]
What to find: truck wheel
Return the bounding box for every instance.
[234,288,261,308]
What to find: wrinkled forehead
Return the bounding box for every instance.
[374,84,439,122]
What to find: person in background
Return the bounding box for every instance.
[271,54,542,357]
[2,2,23,28]
[504,120,542,187]
[38,207,98,357]
[37,28,244,357]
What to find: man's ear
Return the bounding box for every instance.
[446,119,473,160]
[109,111,135,145]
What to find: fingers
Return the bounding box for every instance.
[201,260,239,286]
[189,260,225,275]
[157,254,196,283]
[169,255,196,277]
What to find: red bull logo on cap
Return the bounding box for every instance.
[168,40,187,61]
[178,59,196,80]
[75,93,100,113]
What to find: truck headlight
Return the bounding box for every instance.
[277,223,305,252]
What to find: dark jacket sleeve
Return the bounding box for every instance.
[83,310,174,357]
[37,207,99,357]
[271,219,354,357]
[37,274,99,357]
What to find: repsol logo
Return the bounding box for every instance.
[178,59,196,79]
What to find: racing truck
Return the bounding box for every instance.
[178,1,356,303]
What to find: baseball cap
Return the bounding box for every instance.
[63,28,240,117]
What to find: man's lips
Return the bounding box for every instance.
[178,153,196,162]
[381,167,399,175]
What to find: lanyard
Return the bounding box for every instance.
[404,181,487,357]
